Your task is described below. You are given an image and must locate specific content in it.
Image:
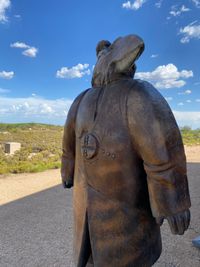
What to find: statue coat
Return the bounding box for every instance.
[61,78,191,267]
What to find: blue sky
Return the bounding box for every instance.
[0,0,200,128]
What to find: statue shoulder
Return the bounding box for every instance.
[128,79,169,110]
[127,79,176,128]
[71,88,90,109]
[66,88,90,123]
[68,89,90,115]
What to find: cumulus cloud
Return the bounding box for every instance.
[10,41,38,58]
[178,102,184,106]
[178,89,192,95]
[179,21,200,43]
[165,97,173,101]
[1,95,198,128]
[14,14,21,19]
[173,110,200,128]
[0,88,10,93]
[122,0,146,10]
[22,47,38,58]
[135,63,193,89]
[0,96,73,125]
[10,42,29,49]
[56,63,91,79]
[151,54,158,58]
[155,0,163,8]
[0,0,10,23]
[186,99,192,103]
[0,70,14,79]
[191,0,200,8]
[169,5,190,17]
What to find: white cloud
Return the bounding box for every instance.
[173,110,200,128]
[22,47,38,58]
[178,102,184,106]
[155,0,163,8]
[0,96,73,125]
[56,63,91,79]
[169,5,190,17]
[0,88,10,93]
[135,63,193,89]
[122,0,146,10]
[14,14,21,19]
[179,22,200,43]
[186,99,192,103]
[178,89,192,95]
[191,0,200,8]
[151,54,158,58]
[10,42,29,49]
[1,95,199,128]
[0,0,10,23]
[165,97,173,101]
[10,41,38,58]
[196,99,200,102]
[0,70,14,79]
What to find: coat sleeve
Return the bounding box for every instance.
[127,80,191,219]
[61,89,89,185]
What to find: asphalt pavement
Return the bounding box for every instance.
[0,162,200,267]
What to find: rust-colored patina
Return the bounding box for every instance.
[61,35,191,267]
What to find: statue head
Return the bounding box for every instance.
[92,34,144,87]
[96,40,111,58]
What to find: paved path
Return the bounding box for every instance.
[0,163,200,267]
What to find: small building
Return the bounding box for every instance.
[4,142,21,155]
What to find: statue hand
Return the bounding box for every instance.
[166,209,190,235]
[156,217,164,226]
[62,178,73,189]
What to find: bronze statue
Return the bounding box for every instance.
[61,34,191,267]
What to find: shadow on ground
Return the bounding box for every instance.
[0,163,200,267]
[0,185,74,267]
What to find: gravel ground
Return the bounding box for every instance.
[0,147,200,267]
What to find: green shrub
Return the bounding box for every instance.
[0,123,63,174]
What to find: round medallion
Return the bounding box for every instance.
[81,134,99,160]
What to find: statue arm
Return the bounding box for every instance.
[61,89,89,189]
[127,80,191,234]
[61,104,76,189]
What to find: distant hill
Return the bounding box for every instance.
[0,123,63,131]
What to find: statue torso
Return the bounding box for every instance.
[74,78,150,208]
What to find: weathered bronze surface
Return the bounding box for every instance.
[61,34,191,267]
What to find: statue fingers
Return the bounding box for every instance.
[167,215,179,234]
[62,178,73,189]
[176,215,185,235]
[183,209,191,230]
[62,181,67,188]
[156,217,164,226]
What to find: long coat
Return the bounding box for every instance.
[61,78,191,267]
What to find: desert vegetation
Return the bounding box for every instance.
[180,126,200,145]
[0,123,199,174]
[0,123,63,174]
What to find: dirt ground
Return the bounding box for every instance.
[0,145,200,267]
[0,145,199,205]
[0,169,61,205]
